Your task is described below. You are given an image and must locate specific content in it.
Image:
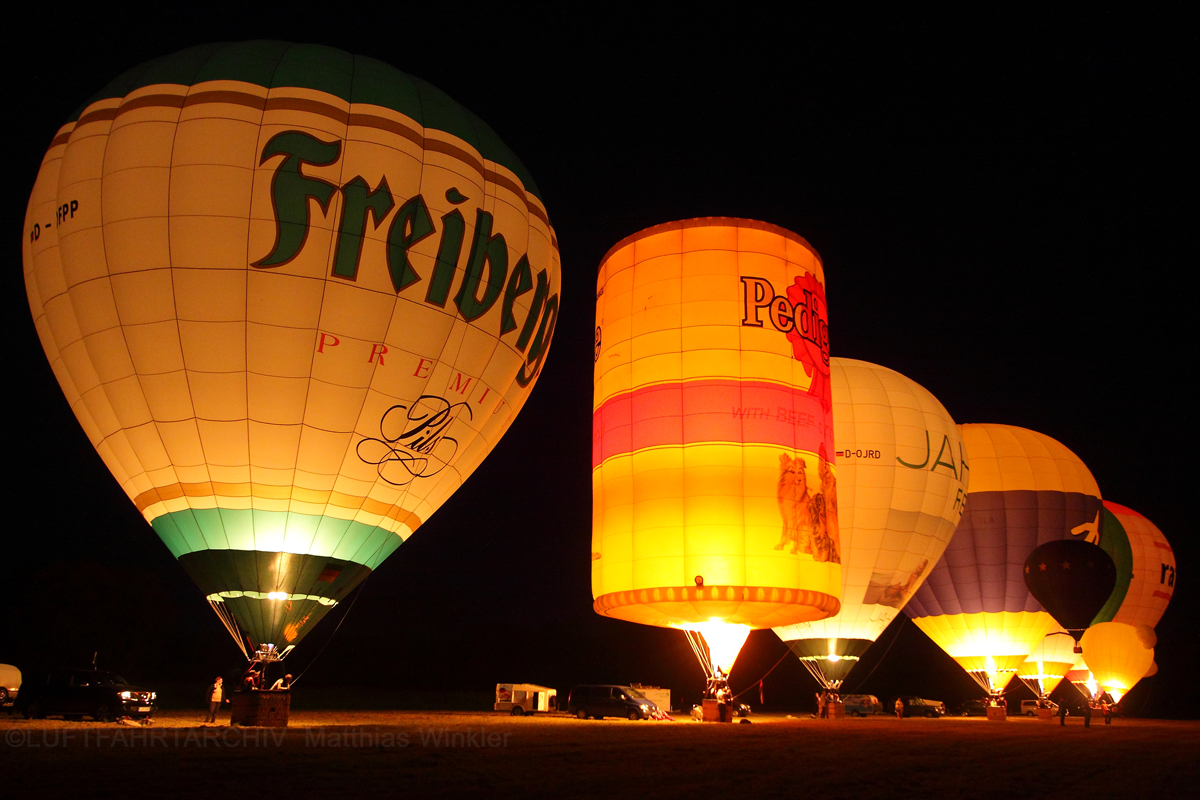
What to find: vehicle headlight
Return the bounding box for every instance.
[150,692,156,701]
[640,704,648,710]
[120,691,132,700]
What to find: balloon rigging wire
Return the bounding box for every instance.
[287,573,369,687]
[288,534,391,686]
[845,614,906,695]
[731,644,793,702]
[684,629,715,678]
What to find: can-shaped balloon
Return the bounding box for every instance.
[22,43,561,654]
[592,218,839,629]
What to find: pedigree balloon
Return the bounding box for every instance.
[23,42,561,657]
[592,218,838,681]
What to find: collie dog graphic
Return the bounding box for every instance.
[775,452,840,563]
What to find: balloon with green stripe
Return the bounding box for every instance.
[23,42,561,657]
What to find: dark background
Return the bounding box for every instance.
[4,8,1193,717]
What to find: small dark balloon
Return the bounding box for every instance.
[1024,539,1117,640]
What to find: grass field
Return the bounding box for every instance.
[2,710,1196,798]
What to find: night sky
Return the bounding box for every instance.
[5,9,1193,717]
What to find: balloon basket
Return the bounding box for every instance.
[230,690,290,727]
[699,699,738,723]
[986,706,1007,721]
[1036,708,1055,721]
[822,701,845,719]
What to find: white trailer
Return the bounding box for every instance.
[495,683,557,716]
[631,684,671,712]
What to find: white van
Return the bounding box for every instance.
[1020,699,1059,716]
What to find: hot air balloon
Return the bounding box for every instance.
[774,358,968,690]
[1018,629,1079,698]
[1092,502,1176,628]
[1023,539,1116,645]
[592,218,838,687]
[1080,622,1155,702]
[904,424,1103,699]
[23,42,561,661]
[1065,664,1099,700]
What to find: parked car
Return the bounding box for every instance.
[896,696,946,718]
[1020,699,1059,716]
[843,694,883,716]
[15,669,156,722]
[0,664,20,708]
[568,685,658,720]
[958,698,989,716]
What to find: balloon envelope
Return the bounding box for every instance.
[1018,629,1080,697]
[774,358,968,687]
[1081,622,1155,702]
[23,42,561,655]
[1092,502,1176,628]
[904,424,1103,693]
[1023,539,1116,639]
[591,219,839,677]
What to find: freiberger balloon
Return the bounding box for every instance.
[774,358,968,689]
[23,42,561,656]
[904,424,1103,695]
[592,218,838,679]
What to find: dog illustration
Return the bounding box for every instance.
[808,492,841,563]
[815,451,841,564]
[775,454,815,554]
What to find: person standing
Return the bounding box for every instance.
[1083,700,1093,728]
[894,698,904,719]
[716,685,730,723]
[205,677,227,723]
[1103,702,1113,725]
[270,673,292,691]
[1058,702,1068,726]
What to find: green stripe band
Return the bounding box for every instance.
[151,507,402,570]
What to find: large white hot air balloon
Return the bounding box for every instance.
[774,358,968,689]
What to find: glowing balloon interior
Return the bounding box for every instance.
[904,424,1103,695]
[1018,630,1080,697]
[591,218,839,679]
[23,42,561,656]
[1081,622,1155,702]
[774,358,968,689]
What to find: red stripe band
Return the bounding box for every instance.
[592,379,832,468]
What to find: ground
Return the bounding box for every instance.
[2,710,1196,798]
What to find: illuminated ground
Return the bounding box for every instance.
[3,710,1197,798]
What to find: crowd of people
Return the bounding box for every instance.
[1059,696,1116,727]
